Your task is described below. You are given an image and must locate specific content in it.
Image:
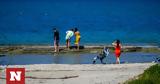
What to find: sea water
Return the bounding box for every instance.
[0,0,160,45]
[0,52,159,65]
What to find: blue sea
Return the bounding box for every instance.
[0,0,160,45]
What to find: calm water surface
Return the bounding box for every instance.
[0,52,159,65]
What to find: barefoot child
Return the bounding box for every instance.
[65,29,74,50]
[74,28,81,50]
[53,28,60,52]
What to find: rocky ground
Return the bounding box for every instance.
[0,45,159,55]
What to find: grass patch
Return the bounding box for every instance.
[141,48,160,53]
[0,68,3,71]
[125,64,160,84]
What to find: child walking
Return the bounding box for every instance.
[112,40,122,64]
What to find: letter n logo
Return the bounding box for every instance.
[6,68,25,84]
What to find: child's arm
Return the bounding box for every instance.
[112,41,116,47]
[120,44,122,49]
[104,48,109,56]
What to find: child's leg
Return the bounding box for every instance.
[68,40,70,50]
[100,57,106,64]
[57,41,59,52]
[66,40,68,48]
[77,38,80,50]
[116,57,118,64]
[66,39,70,50]
[116,57,120,64]
[100,58,103,64]
[54,41,57,52]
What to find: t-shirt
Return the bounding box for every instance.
[65,30,74,40]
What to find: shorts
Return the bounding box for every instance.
[54,40,59,46]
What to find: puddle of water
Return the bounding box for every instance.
[0,52,159,65]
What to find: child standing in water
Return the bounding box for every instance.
[74,28,81,50]
[112,40,122,64]
[65,29,74,50]
[53,28,60,52]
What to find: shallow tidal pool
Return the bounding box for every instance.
[0,52,159,65]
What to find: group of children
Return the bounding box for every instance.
[53,28,81,52]
[53,28,122,64]
[66,28,81,50]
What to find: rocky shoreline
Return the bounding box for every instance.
[0,45,159,54]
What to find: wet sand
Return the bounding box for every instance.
[0,63,155,84]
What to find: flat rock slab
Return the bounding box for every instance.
[0,63,155,84]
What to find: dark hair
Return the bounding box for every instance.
[116,40,120,45]
[70,29,74,31]
[74,28,78,32]
[53,28,56,31]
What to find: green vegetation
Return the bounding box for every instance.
[125,64,160,84]
[141,48,160,53]
[0,68,3,71]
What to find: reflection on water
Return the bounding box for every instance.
[0,52,159,65]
